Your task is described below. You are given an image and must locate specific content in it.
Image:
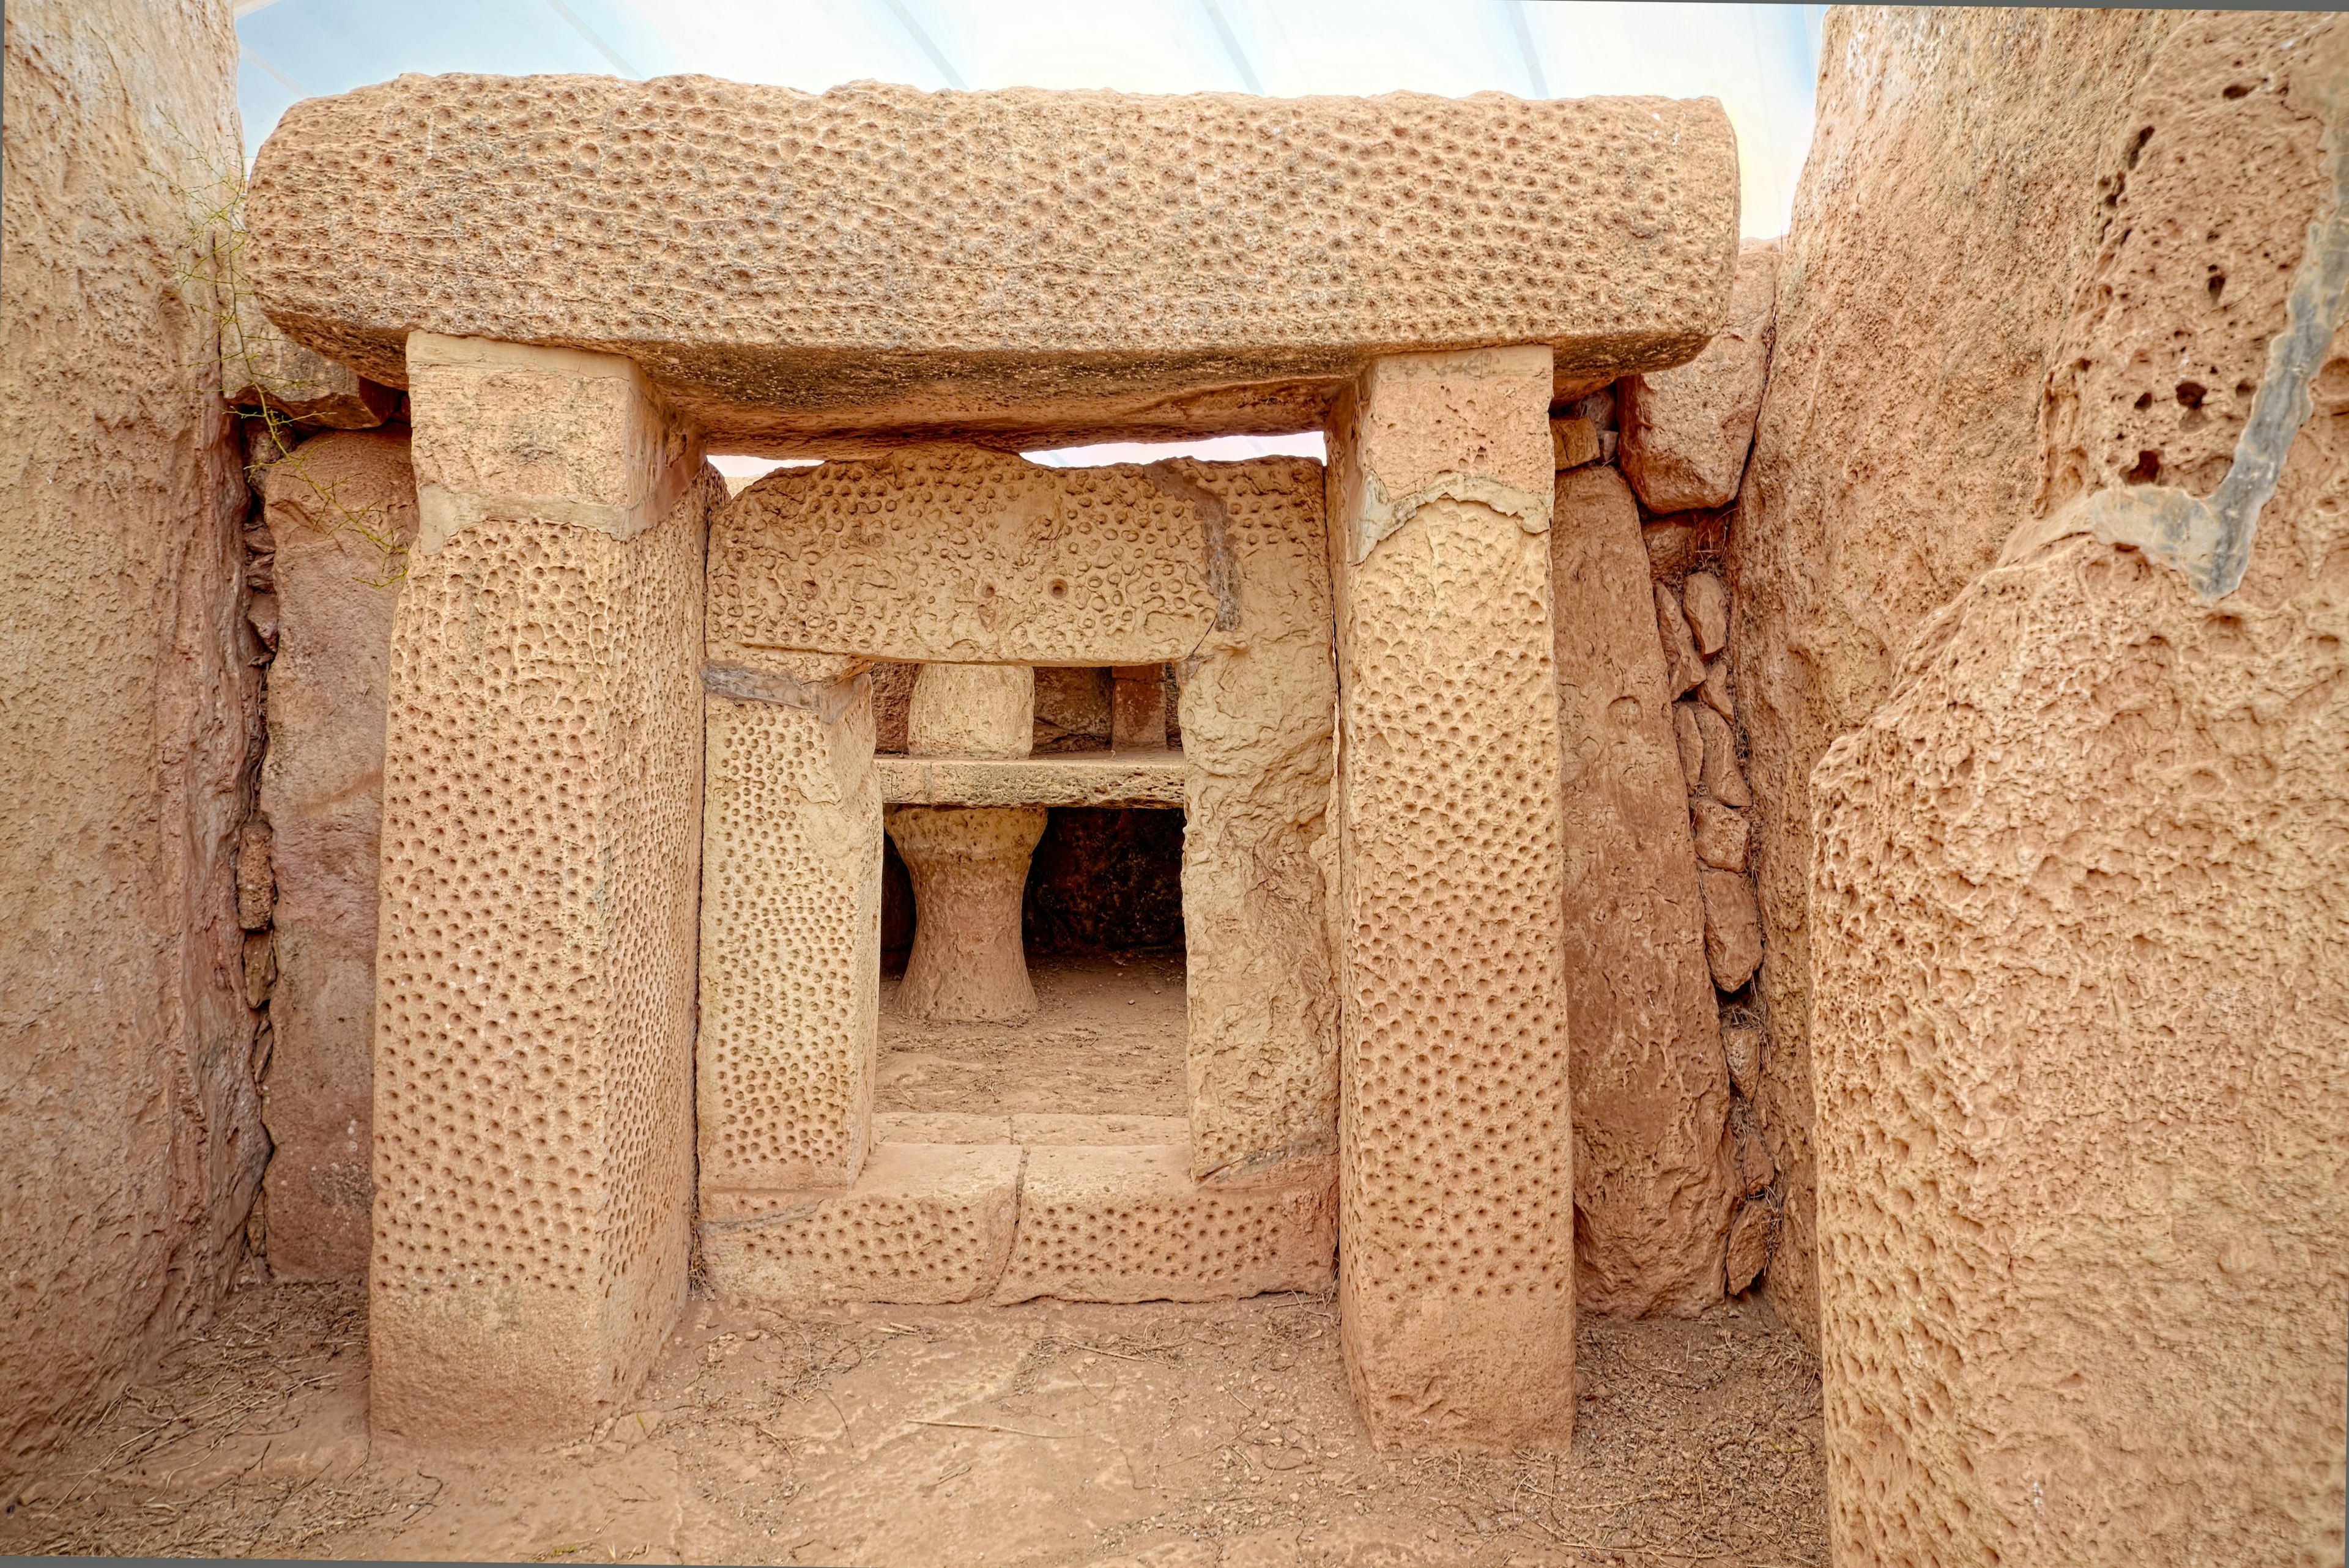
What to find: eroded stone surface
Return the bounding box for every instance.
[1329,348,1573,1449]
[1620,241,1777,512]
[1689,799,1748,872]
[372,343,712,1444]
[1548,465,1734,1316]
[1733,6,2184,1344]
[1813,525,2349,1563]
[709,448,1223,667]
[995,1147,1335,1305]
[0,0,263,1477]
[260,429,415,1281]
[1803,15,2349,1560]
[248,77,1739,451]
[1698,870,1762,994]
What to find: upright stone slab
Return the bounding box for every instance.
[700,665,881,1192]
[1549,465,1737,1315]
[1170,458,1340,1190]
[1326,347,1574,1449]
[371,333,712,1444]
[261,429,416,1281]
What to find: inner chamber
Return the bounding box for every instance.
[877,662,1189,1120]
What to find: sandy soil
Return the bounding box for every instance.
[0,1272,1825,1566]
[878,953,1188,1117]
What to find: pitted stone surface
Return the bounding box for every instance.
[708,448,1222,667]
[993,1147,1336,1305]
[1732,6,2186,1346]
[1799,16,2349,1562]
[246,76,1738,451]
[1163,457,1340,1189]
[702,1144,1022,1307]
[1548,465,1734,1316]
[1813,526,2349,1565]
[1328,348,1573,1450]
[699,692,880,1191]
[371,449,713,1441]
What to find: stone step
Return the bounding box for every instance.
[702,1134,1333,1309]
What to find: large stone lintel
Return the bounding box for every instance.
[248,76,1739,451]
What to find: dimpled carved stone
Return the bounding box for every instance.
[1327,347,1573,1450]
[701,1143,1023,1307]
[698,687,881,1193]
[1548,465,1735,1315]
[370,339,713,1444]
[708,448,1222,667]
[995,1145,1336,1304]
[247,76,1739,451]
[887,806,1049,1024]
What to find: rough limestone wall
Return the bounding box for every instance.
[256,431,415,1280]
[0,0,266,1479]
[1169,456,1339,1189]
[1809,12,2348,1562]
[1731,6,2180,1345]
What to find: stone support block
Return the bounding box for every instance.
[1166,458,1340,1191]
[1111,664,1170,751]
[1325,346,1574,1450]
[369,334,711,1446]
[908,663,1034,758]
[1549,464,1735,1315]
[993,1146,1335,1304]
[886,806,1048,1024]
[224,294,397,429]
[1620,240,1778,512]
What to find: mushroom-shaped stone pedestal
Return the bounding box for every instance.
[886,804,1048,1023]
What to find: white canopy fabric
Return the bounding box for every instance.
[234,0,1819,469]
[235,0,1819,235]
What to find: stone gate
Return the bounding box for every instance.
[245,72,1740,1451]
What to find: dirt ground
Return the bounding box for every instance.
[878,953,1189,1117]
[0,1272,1825,1566]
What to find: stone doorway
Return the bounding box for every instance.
[695,446,1341,1310]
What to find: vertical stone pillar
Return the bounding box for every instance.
[1324,346,1574,1450]
[371,333,712,1444]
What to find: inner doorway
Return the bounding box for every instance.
[875,659,1190,1123]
